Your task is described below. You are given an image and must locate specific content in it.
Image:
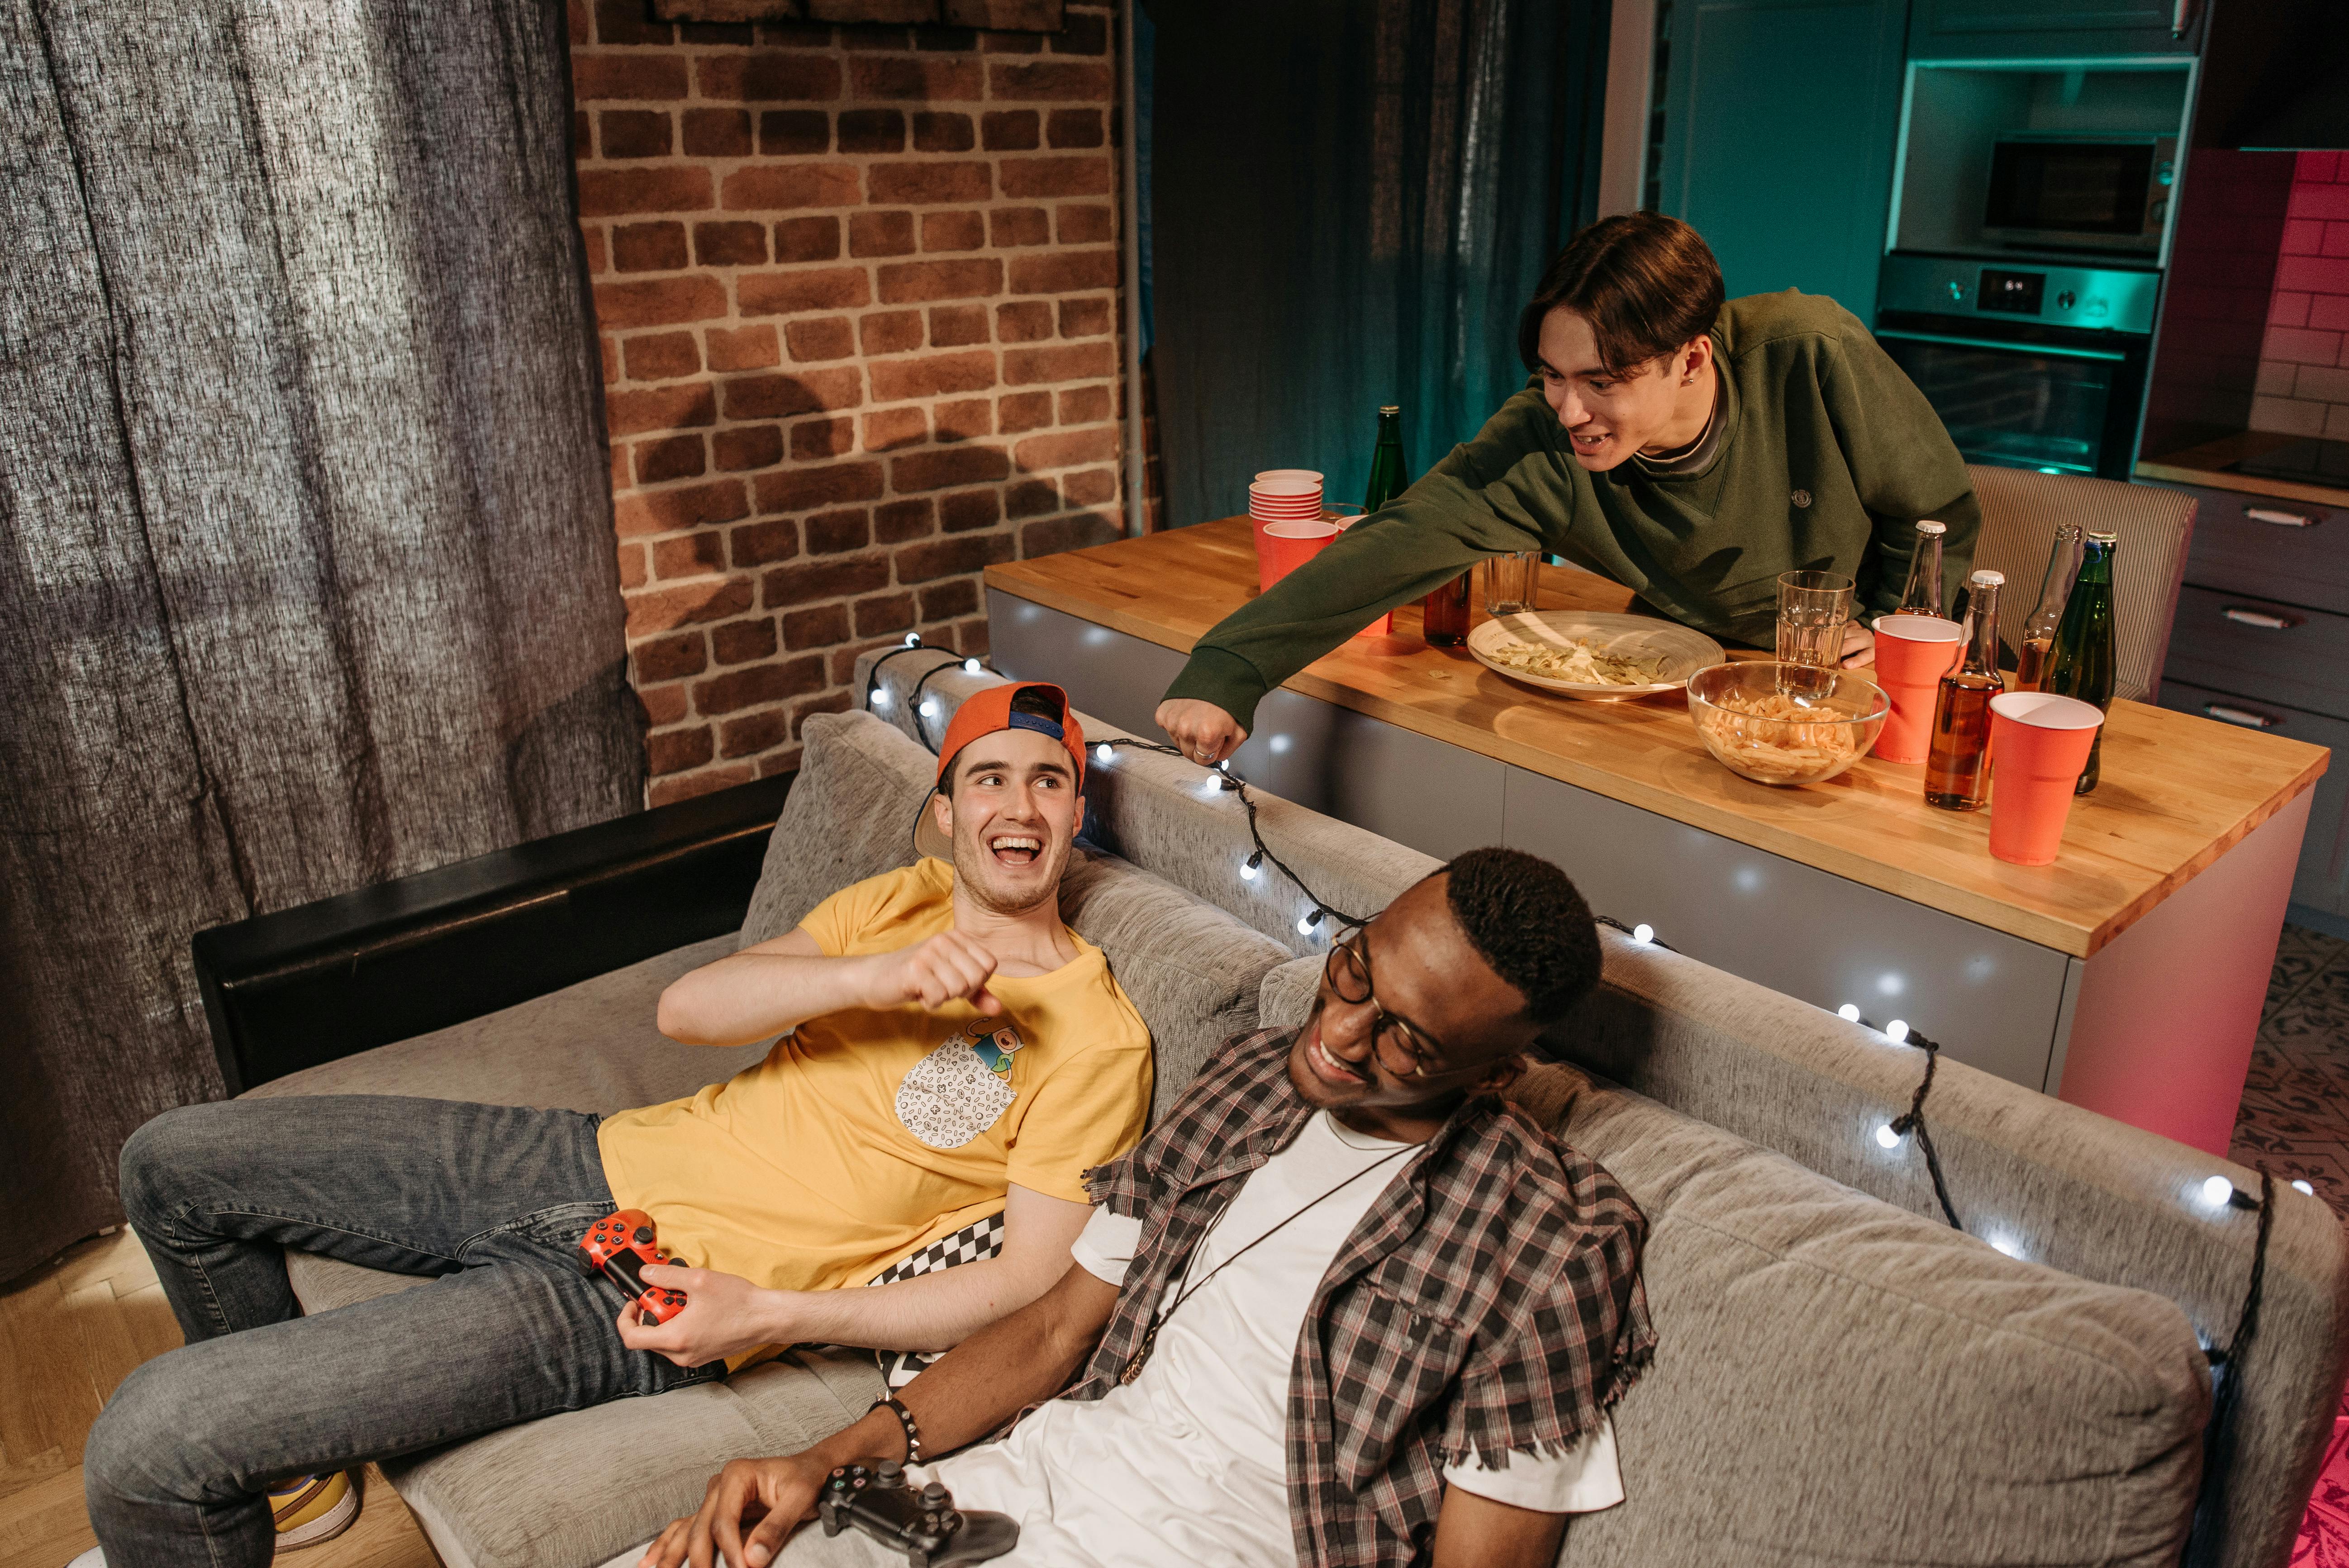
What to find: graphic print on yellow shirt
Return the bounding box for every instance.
[897,1022,1026,1149]
[595,858,1154,1330]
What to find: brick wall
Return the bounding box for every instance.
[2256,151,2349,442]
[570,1,1127,805]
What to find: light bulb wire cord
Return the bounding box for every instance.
[2183,1166,2277,1567]
[1888,1028,1964,1231]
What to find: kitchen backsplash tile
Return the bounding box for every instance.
[2257,151,2349,440]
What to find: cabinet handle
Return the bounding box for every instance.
[2245,506,2318,528]
[2223,606,2302,629]
[2204,704,2281,729]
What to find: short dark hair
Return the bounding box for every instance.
[942,685,1070,797]
[1441,848,1601,1022]
[1517,212,1726,378]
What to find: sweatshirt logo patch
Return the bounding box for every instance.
[1791,489,1812,508]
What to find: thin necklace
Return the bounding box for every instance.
[1117,1139,1415,1386]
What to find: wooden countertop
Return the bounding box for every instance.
[985,516,2330,959]
[2136,431,2349,509]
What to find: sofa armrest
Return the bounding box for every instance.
[192,774,793,1093]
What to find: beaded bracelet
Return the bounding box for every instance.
[869,1395,922,1463]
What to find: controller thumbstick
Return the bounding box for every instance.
[633,1226,655,1244]
[875,1460,903,1485]
[921,1482,948,1506]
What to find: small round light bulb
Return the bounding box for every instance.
[919,698,939,719]
[2200,1175,2233,1208]
[1631,923,1653,945]
[1837,1004,1861,1023]
[962,658,982,675]
[872,689,892,709]
[1885,1020,1910,1044]
[2294,1179,2316,1196]
[1874,1124,1901,1150]
[903,633,921,647]
[1095,743,1113,764]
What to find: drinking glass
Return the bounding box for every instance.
[1481,550,1541,617]
[1776,570,1855,669]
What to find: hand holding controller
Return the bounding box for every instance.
[817,1462,1018,1568]
[576,1209,689,1327]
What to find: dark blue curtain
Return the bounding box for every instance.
[1147,0,1610,526]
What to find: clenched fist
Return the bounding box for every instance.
[864,929,1003,1015]
[1156,698,1248,768]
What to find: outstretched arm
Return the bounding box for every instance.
[655,925,1008,1046]
[1431,1488,1570,1568]
[616,1183,1093,1364]
[640,1259,1122,1568]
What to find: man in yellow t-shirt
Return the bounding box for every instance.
[90,681,1151,1568]
[603,681,1154,1371]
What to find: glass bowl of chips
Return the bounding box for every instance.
[1686,662,1889,787]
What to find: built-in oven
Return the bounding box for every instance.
[1982,133,2176,257]
[1876,253,2159,480]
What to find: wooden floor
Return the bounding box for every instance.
[0,1231,437,1568]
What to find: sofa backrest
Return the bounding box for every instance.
[879,647,2349,1568]
[740,708,1290,1118]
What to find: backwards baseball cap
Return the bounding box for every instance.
[933,682,1084,787]
[913,682,1086,860]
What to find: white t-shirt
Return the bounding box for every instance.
[913,1110,1622,1566]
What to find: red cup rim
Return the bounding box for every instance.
[1250,480,1321,496]
[1261,520,1338,539]
[1989,692,2104,730]
[1871,614,1964,643]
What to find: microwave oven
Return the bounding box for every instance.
[1982,134,2175,255]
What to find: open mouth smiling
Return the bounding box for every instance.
[987,833,1044,868]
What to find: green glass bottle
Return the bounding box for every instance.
[1363,405,1407,513]
[1366,404,1468,647]
[2045,529,2118,794]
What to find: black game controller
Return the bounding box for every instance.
[816,1462,1018,1568]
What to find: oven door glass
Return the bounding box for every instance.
[1877,329,2122,477]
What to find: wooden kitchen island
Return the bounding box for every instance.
[985,517,2331,1155]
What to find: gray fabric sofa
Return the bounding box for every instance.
[238,647,2349,1568]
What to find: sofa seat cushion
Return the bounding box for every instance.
[742,709,1290,1115]
[380,1347,886,1568]
[1507,1062,2210,1568]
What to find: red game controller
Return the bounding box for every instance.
[576,1208,688,1326]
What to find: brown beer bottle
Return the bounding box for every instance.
[1924,570,2006,811]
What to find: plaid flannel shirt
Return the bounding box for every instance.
[1072,1026,1654,1567]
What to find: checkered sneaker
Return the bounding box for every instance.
[867,1211,1005,1388]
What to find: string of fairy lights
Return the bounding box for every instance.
[862,637,2285,1486]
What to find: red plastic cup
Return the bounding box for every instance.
[1250,479,1324,556]
[1255,519,1338,590]
[1870,615,1965,764]
[1987,692,2105,865]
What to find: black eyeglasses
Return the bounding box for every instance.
[1323,927,1448,1080]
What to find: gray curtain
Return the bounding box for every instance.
[0,0,641,1282]
[1149,0,1610,525]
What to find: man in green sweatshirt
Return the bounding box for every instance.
[1157,213,1978,765]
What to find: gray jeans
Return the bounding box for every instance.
[87,1095,721,1568]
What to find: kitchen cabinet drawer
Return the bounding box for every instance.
[2161,584,2349,724]
[2142,479,2349,615]
[1908,0,2195,58]
[2157,678,2349,913]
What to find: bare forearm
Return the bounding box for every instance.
[656,952,884,1046]
[823,1267,1117,1464]
[766,1253,1067,1354]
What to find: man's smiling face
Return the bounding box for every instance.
[931,728,1083,917]
[1536,307,1701,472]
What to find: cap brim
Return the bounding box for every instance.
[910,792,951,863]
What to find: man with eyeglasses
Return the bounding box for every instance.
[619,846,1653,1568]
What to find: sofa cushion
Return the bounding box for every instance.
[1259,953,1322,1031]
[382,1347,885,1568]
[740,709,1289,1113]
[1510,1061,2210,1568]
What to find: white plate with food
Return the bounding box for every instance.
[1467,611,1725,701]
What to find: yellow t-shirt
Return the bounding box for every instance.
[596,858,1153,1303]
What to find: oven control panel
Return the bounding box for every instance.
[1877,253,2158,336]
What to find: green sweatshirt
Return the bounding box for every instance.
[1167,290,1981,732]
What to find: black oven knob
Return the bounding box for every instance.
[2055,290,2077,312]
